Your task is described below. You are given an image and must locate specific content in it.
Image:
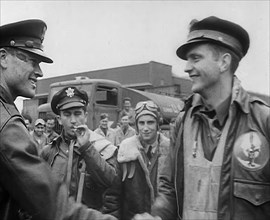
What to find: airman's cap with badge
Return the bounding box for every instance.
[51,87,88,115]
[176,16,250,60]
[0,19,53,63]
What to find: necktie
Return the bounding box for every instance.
[147,145,152,161]
[66,140,75,194]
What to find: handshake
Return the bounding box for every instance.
[132,213,162,220]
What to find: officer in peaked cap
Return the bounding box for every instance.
[43,85,120,216]
[0,19,117,220]
[135,16,270,220]
[176,16,250,60]
[51,86,89,115]
[0,19,53,63]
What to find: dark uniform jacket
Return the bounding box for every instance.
[41,130,119,213]
[152,78,270,220]
[0,85,116,220]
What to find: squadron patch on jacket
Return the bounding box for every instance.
[234,132,269,171]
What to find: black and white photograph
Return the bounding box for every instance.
[1,1,269,220]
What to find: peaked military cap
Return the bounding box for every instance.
[51,87,89,115]
[0,19,53,63]
[176,16,250,60]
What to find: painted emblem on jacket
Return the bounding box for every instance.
[234,131,269,171]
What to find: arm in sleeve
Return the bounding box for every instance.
[78,143,118,188]
[151,113,184,219]
[100,155,122,219]
[0,118,117,220]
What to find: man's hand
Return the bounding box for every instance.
[74,125,90,147]
[132,213,162,220]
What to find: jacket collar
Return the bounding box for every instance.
[188,76,250,117]
[117,136,142,163]
[231,76,250,114]
[118,133,166,163]
[0,85,14,105]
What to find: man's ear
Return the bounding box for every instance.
[219,53,231,73]
[0,48,8,68]
[56,115,62,125]
[84,111,88,124]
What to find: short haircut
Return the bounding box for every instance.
[45,113,56,122]
[207,43,240,73]
[100,113,109,120]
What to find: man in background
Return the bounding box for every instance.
[41,87,119,215]
[117,100,170,220]
[114,111,136,147]
[119,97,136,127]
[44,113,59,142]
[22,113,33,132]
[94,113,116,145]
[30,118,48,155]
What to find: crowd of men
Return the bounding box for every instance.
[22,95,138,150]
[0,15,269,220]
[20,85,168,220]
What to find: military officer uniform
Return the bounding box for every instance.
[41,86,119,215]
[0,19,116,220]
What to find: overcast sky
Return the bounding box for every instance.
[1,1,269,109]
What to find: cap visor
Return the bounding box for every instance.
[176,39,211,60]
[35,119,45,126]
[18,47,53,63]
[59,102,85,111]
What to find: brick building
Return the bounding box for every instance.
[23,61,269,120]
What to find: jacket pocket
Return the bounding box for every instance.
[234,179,270,206]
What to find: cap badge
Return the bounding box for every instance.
[66,87,75,98]
[10,40,15,46]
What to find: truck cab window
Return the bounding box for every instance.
[95,86,118,106]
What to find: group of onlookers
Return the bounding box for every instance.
[22,87,169,220]
[94,110,136,147]
[22,113,59,155]
[22,96,138,155]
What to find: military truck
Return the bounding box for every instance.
[35,77,184,134]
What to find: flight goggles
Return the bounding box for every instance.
[135,101,159,119]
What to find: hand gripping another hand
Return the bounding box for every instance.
[132,212,162,220]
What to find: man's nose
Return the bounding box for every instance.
[34,64,43,78]
[142,124,149,131]
[184,60,193,74]
[70,114,77,123]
